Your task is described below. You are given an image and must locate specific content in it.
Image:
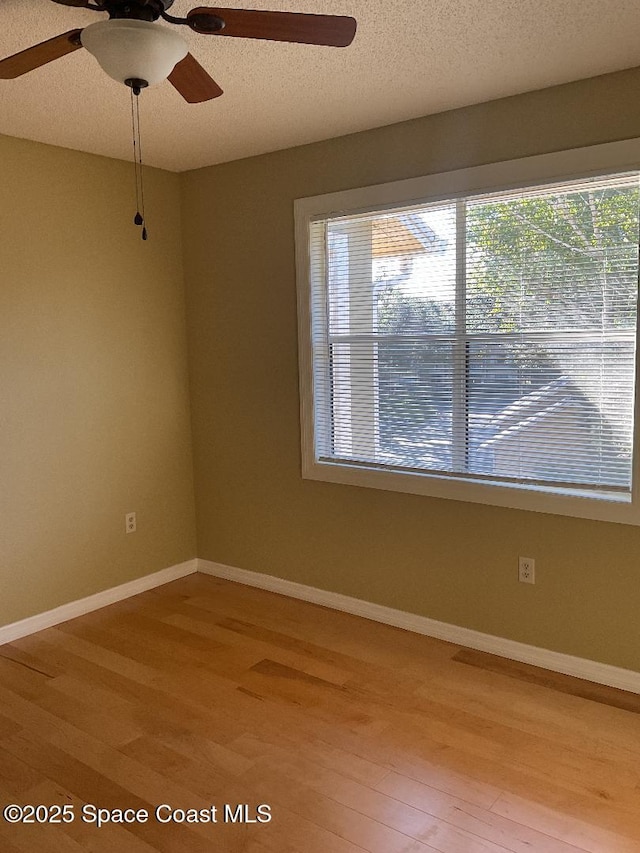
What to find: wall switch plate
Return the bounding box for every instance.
[125,512,136,534]
[518,556,535,584]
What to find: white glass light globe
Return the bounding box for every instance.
[81,19,188,87]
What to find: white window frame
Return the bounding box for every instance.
[294,139,640,525]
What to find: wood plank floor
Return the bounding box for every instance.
[0,573,639,852]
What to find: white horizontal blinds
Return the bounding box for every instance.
[313,205,458,471]
[466,174,639,490]
[310,171,639,493]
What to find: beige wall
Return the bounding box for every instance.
[182,67,640,672]
[0,135,196,626]
[4,66,640,670]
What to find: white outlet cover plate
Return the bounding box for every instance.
[518,556,535,584]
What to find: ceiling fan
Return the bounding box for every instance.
[0,0,357,103]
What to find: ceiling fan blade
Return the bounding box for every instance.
[187,7,357,46]
[168,53,224,103]
[0,30,83,79]
[50,0,93,6]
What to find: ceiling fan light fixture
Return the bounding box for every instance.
[80,19,187,87]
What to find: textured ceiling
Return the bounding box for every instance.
[2,0,640,172]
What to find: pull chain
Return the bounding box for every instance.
[130,86,148,240]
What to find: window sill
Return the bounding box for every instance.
[302,457,638,525]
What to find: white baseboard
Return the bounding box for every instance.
[198,558,640,695]
[4,556,638,696]
[0,559,198,646]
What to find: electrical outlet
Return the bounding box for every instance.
[125,512,136,534]
[518,556,535,584]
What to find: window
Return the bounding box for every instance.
[295,144,640,523]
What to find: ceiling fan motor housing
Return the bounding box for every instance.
[101,0,175,22]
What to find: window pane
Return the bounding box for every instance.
[323,204,458,472]
[464,178,638,490]
[311,172,639,497]
[326,206,457,337]
[467,337,634,487]
[378,340,454,471]
[327,340,455,472]
[466,184,639,334]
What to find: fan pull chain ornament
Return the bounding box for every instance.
[129,81,148,240]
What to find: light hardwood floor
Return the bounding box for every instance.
[0,573,639,852]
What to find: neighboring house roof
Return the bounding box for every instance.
[480,396,587,450]
[372,212,440,257]
[485,375,575,435]
[399,213,444,251]
[478,374,600,454]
